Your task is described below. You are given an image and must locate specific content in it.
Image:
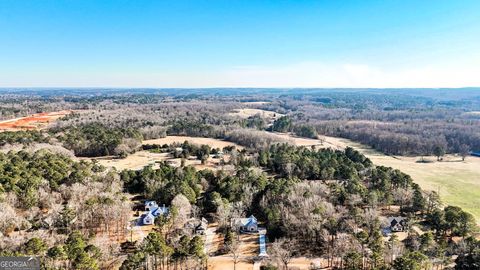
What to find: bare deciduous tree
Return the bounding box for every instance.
[225,235,241,270]
[270,238,295,270]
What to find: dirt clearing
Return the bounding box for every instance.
[0,110,72,131]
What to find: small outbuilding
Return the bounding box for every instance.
[195,217,209,235]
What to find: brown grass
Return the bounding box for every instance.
[208,256,254,270]
[143,136,244,150]
[90,135,244,171]
[91,150,234,172]
[229,108,282,120]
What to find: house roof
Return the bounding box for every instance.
[143,212,154,220]
[145,200,157,206]
[233,215,257,227]
[387,217,407,227]
[150,205,169,217]
[245,216,257,227]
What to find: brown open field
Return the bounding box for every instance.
[88,151,168,171]
[240,101,270,105]
[208,233,259,270]
[0,110,72,131]
[91,136,243,171]
[143,136,244,150]
[90,150,232,171]
[265,132,344,149]
[208,256,254,270]
[229,108,283,120]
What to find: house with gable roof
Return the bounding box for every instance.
[382,216,408,235]
[231,215,258,233]
[184,217,209,235]
[141,201,169,225]
[143,212,156,225]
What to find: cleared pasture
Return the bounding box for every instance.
[143,136,243,150]
[91,136,242,171]
[229,108,283,119]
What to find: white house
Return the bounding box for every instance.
[389,217,408,232]
[151,205,169,217]
[142,202,169,225]
[232,215,258,233]
[383,217,408,235]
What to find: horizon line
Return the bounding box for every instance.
[1,86,480,90]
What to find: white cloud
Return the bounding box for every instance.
[212,61,480,88]
[1,61,480,88]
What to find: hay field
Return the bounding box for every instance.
[363,152,480,223]
[90,151,169,171]
[90,150,231,171]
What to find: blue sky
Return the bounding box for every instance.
[1,0,479,87]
